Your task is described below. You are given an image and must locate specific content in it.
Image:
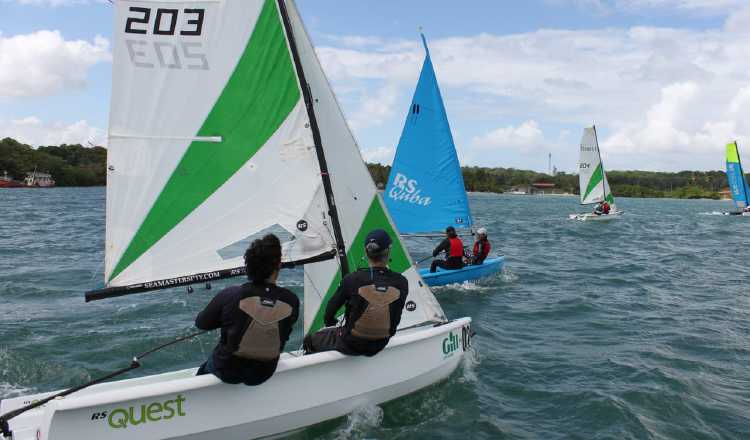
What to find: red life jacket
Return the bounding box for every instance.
[473,239,490,259]
[448,237,464,258]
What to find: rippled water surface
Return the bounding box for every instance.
[1,188,749,439]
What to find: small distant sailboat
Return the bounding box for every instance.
[0,2,472,439]
[569,126,622,221]
[723,141,750,216]
[384,34,504,286]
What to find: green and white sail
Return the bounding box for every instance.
[106,0,331,287]
[284,2,445,334]
[577,126,614,206]
[104,0,444,332]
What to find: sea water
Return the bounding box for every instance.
[1,188,748,439]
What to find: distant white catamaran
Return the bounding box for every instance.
[570,126,622,221]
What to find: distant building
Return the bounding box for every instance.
[507,182,567,195]
[24,171,55,187]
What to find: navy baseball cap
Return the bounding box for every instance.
[365,229,392,253]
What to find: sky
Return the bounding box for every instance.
[2,0,750,172]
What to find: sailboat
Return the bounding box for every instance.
[723,141,750,216]
[0,2,471,439]
[569,126,622,221]
[383,34,504,286]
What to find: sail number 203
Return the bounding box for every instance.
[124,7,209,70]
[125,7,204,36]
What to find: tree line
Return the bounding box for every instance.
[1,137,106,186]
[368,163,738,200]
[0,137,740,198]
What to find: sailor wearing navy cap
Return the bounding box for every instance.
[303,229,409,357]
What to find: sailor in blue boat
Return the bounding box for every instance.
[470,228,491,265]
[430,226,465,273]
[303,229,409,357]
[195,234,300,385]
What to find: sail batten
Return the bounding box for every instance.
[384,34,472,234]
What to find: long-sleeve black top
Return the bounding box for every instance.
[323,267,409,356]
[432,238,451,257]
[195,282,299,384]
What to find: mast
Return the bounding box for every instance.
[592,125,608,203]
[277,0,350,276]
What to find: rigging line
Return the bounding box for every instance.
[0,330,208,439]
[87,253,105,285]
[302,268,325,302]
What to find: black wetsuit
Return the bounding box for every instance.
[305,267,409,357]
[195,282,299,385]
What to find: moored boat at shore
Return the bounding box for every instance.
[0,171,25,188]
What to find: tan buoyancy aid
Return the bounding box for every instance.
[234,297,292,361]
[350,285,401,341]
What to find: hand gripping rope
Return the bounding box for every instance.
[0,330,208,439]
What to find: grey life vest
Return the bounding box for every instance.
[350,285,401,341]
[234,297,292,361]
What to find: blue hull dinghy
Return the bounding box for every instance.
[383,34,504,285]
[419,256,505,287]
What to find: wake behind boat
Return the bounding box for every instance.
[722,141,750,216]
[0,2,471,439]
[383,34,504,285]
[569,126,623,222]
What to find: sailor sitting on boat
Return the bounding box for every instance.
[470,228,491,265]
[304,229,409,357]
[195,234,299,385]
[430,226,465,272]
[593,201,611,215]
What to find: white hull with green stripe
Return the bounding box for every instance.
[570,126,621,221]
[1,0,469,439]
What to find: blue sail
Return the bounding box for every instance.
[384,34,472,234]
[726,142,750,210]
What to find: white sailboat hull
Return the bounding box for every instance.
[2,318,471,440]
[568,210,624,222]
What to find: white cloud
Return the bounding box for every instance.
[471,121,546,152]
[315,6,750,170]
[360,146,395,165]
[0,116,106,147]
[0,30,110,97]
[619,0,747,12]
[347,85,401,131]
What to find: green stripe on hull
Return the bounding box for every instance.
[582,163,603,202]
[308,196,411,334]
[110,0,299,282]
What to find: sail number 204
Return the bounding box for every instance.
[124,7,209,70]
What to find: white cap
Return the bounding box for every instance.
[476,227,487,236]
